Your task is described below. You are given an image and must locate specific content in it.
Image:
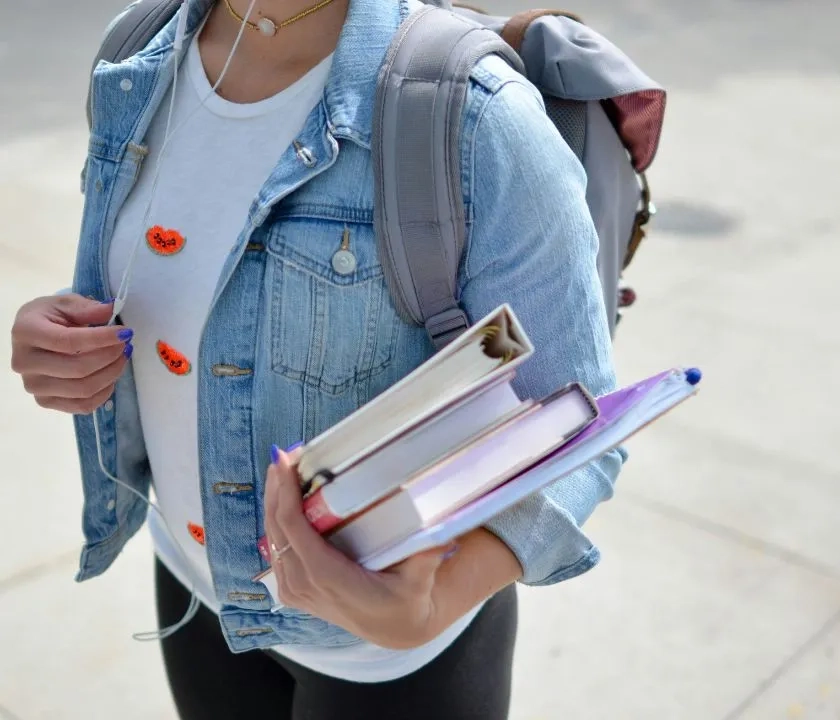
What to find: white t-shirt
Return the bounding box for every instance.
[107,36,478,683]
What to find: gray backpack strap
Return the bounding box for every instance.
[86,0,180,128]
[372,6,524,350]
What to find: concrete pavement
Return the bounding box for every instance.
[1,1,838,718]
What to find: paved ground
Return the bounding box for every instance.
[1,1,838,718]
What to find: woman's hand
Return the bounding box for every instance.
[10,294,133,414]
[263,446,459,650]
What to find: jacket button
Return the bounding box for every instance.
[106,499,116,511]
[120,78,133,92]
[331,249,357,275]
[293,141,316,168]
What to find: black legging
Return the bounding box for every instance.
[155,558,518,720]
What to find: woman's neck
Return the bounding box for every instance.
[198,0,349,103]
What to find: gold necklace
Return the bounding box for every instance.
[222,0,337,37]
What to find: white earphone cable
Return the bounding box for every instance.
[111,0,256,322]
[98,0,260,641]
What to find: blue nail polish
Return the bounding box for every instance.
[285,441,303,452]
[123,342,134,359]
[685,367,702,386]
[270,444,281,465]
[117,328,134,342]
[100,297,117,305]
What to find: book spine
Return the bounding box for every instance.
[257,535,271,562]
[256,493,341,556]
[302,491,343,533]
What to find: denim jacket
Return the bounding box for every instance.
[71,0,625,652]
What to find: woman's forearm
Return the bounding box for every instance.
[429,528,522,638]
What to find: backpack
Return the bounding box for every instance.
[87,0,665,348]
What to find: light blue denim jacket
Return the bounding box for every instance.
[72,0,625,652]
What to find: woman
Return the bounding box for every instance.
[9,0,623,717]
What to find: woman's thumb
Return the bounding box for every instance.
[57,295,117,327]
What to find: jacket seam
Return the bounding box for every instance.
[462,76,532,285]
[524,545,602,587]
[74,518,141,582]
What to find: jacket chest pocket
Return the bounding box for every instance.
[265,216,400,396]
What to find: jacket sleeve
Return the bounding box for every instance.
[458,67,627,586]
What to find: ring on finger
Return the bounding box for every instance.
[271,542,292,562]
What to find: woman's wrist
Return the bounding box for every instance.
[425,528,522,642]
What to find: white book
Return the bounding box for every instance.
[302,376,529,533]
[295,305,533,487]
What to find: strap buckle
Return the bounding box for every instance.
[425,307,470,350]
[623,172,656,270]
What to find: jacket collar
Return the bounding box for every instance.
[138,0,412,148]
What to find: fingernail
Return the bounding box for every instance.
[117,328,134,342]
[270,444,281,465]
[100,297,116,305]
[441,544,459,561]
[123,342,134,359]
[285,441,303,452]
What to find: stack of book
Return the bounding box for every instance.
[256,304,700,599]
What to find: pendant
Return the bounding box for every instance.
[258,17,278,36]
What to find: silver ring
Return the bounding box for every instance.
[270,542,292,562]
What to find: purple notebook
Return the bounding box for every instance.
[571,370,675,446]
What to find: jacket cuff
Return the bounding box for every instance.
[482,459,618,586]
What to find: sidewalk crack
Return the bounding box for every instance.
[0,550,79,596]
[623,491,840,582]
[721,607,840,720]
